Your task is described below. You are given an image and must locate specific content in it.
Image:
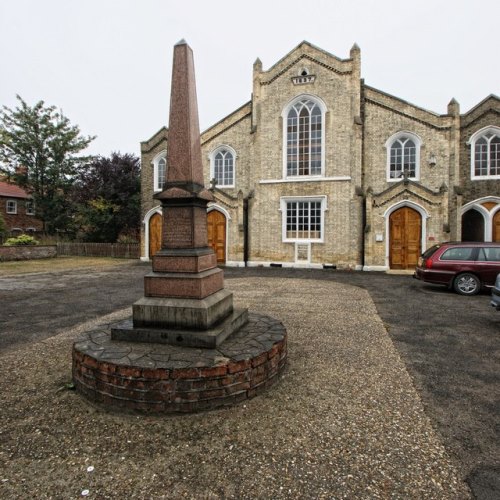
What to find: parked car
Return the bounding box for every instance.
[414,242,500,295]
[491,273,500,310]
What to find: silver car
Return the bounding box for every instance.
[491,273,500,310]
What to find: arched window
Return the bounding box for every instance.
[153,151,167,192]
[469,127,500,179]
[283,96,325,178]
[209,146,235,188]
[385,132,421,181]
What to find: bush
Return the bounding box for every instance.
[4,234,40,246]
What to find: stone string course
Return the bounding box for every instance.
[72,312,287,413]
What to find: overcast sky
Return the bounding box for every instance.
[1,0,498,158]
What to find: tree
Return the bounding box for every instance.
[0,96,95,234]
[0,211,6,238]
[74,152,141,242]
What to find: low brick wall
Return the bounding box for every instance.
[0,245,57,262]
[72,313,287,413]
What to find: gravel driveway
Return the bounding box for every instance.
[0,261,498,498]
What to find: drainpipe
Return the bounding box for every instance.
[243,190,254,267]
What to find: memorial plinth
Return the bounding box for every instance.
[72,40,287,413]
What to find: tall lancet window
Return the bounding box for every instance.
[286,98,323,177]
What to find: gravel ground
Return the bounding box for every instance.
[0,277,470,499]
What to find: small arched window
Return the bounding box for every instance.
[153,151,167,192]
[469,127,500,179]
[283,96,325,178]
[386,132,421,181]
[209,146,236,188]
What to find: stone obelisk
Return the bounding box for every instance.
[112,40,247,348]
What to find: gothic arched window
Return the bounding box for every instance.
[470,127,500,179]
[284,97,324,177]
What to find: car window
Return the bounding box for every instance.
[440,247,475,261]
[478,247,500,262]
[422,244,441,259]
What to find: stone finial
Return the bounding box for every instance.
[448,98,460,116]
[253,57,262,72]
[350,43,361,58]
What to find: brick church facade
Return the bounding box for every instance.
[140,41,500,270]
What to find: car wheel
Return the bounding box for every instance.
[453,273,481,296]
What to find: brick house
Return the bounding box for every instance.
[0,180,43,238]
[140,41,500,270]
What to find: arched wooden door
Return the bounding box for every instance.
[207,210,226,263]
[493,211,500,242]
[389,207,421,269]
[149,212,162,258]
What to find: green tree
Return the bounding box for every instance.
[0,96,95,234]
[0,211,6,238]
[74,152,141,242]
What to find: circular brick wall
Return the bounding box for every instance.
[72,312,287,413]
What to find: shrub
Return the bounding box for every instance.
[4,234,39,246]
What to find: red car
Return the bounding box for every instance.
[414,242,500,295]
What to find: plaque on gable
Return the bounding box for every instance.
[291,75,316,85]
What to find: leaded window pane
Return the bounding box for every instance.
[158,158,166,189]
[489,135,500,175]
[475,137,488,176]
[285,200,322,240]
[286,99,322,176]
[214,149,234,186]
[390,137,417,178]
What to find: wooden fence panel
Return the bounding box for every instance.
[56,243,140,259]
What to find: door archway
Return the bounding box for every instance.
[207,209,226,263]
[462,209,485,242]
[149,212,162,258]
[389,207,421,269]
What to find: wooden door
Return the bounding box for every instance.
[493,211,500,242]
[389,207,421,269]
[207,210,226,263]
[149,212,162,258]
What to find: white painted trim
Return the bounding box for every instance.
[142,205,162,260]
[152,150,167,192]
[362,265,389,272]
[468,126,500,180]
[208,145,237,188]
[224,260,245,267]
[383,201,429,269]
[385,131,422,182]
[279,195,328,244]
[281,93,327,180]
[246,260,325,269]
[259,176,351,184]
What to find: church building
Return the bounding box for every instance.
[140,41,500,270]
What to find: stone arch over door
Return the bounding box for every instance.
[461,209,485,242]
[207,209,227,263]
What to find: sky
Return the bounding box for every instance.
[1,0,498,158]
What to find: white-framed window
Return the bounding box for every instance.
[469,126,500,179]
[25,201,35,215]
[209,146,236,188]
[6,200,17,214]
[282,95,326,179]
[385,131,421,181]
[280,196,327,242]
[152,151,167,192]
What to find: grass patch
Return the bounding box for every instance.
[0,256,137,276]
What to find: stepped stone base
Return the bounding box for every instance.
[112,308,248,348]
[132,289,234,331]
[72,312,288,413]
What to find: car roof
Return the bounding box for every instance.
[439,241,500,247]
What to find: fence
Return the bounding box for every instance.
[56,242,140,259]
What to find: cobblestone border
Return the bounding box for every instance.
[72,312,287,413]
